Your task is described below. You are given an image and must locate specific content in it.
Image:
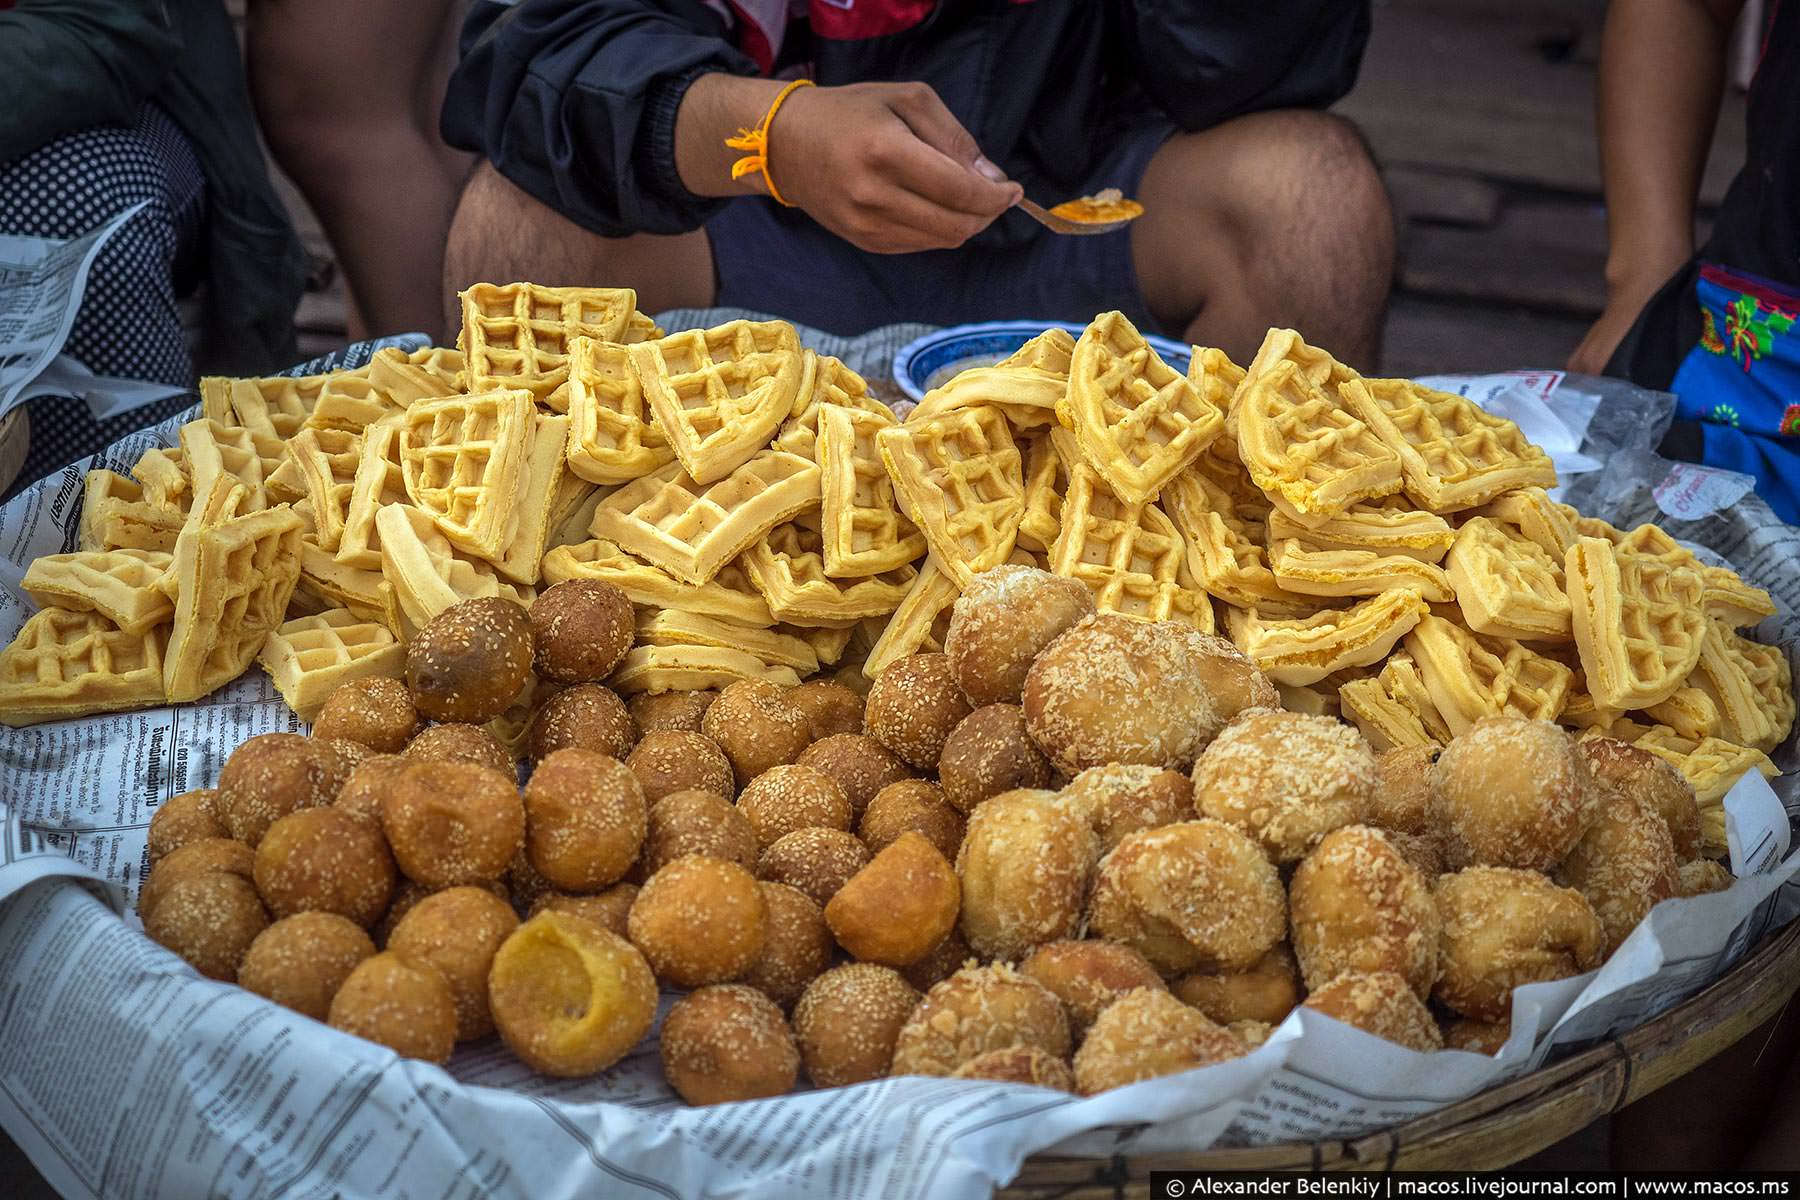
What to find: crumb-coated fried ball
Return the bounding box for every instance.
[311,677,422,752]
[704,679,813,787]
[1304,970,1441,1051]
[825,832,959,966]
[381,760,525,888]
[1193,709,1376,864]
[901,927,977,993]
[1173,944,1302,1027]
[522,748,646,891]
[758,828,869,907]
[742,882,833,1009]
[642,789,759,876]
[864,653,972,770]
[738,765,851,849]
[1060,764,1192,853]
[957,789,1096,961]
[406,597,534,724]
[218,733,341,847]
[1073,987,1240,1094]
[1441,1015,1510,1055]
[1370,745,1437,837]
[489,910,656,1075]
[1188,633,1280,725]
[789,680,865,741]
[1289,825,1439,998]
[1433,867,1604,1020]
[333,754,408,823]
[628,689,717,735]
[891,962,1071,1077]
[238,912,375,1020]
[1020,940,1166,1036]
[529,683,637,763]
[1554,791,1679,955]
[945,565,1095,706]
[1087,820,1286,976]
[859,779,964,859]
[529,579,633,685]
[387,885,519,1040]
[148,788,224,863]
[1023,615,1224,776]
[1230,1020,1274,1050]
[797,733,913,819]
[254,806,396,926]
[951,1046,1075,1090]
[661,984,800,1104]
[531,883,640,937]
[1578,736,1703,863]
[1431,718,1599,872]
[626,730,734,803]
[328,951,457,1063]
[794,963,920,1087]
[404,722,515,776]
[144,871,269,980]
[628,855,767,986]
[937,704,1053,814]
[1679,859,1734,897]
[139,837,255,921]
[1386,830,1447,882]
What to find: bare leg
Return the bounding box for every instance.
[1131,110,1396,371]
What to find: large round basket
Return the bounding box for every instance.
[1001,919,1800,1192]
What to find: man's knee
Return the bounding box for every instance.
[1256,111,1391,252]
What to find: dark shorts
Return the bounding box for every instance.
[706,119,1176,335]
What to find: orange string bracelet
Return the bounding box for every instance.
[725,78,814,206]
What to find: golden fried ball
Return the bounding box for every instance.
[758,828,870,908]
[522,748,646,891]
[333,754,409,824]
[628,689,717,735]
[144,871,269,980]
[628,855,767,986]
[1369,744,1436,837]
[1442,1015,1511,1055]
[488,910,657,1076]
[864,653,972,771]
[1289,825,1439,998]
[737,765,852,849]
[1679,859,1735,897]
[311,676,422,753]
[1433,867,1604,1020]
[789,680,865,741]
[529,579,633,685]
[901,927,978,993]
[1430,717,1599,872]
[951,1047,1076,1091]
[1019,940,1166,1036]
[218,733,340,846]
[238,912,376,1020]
[1187,633,1280,724]
[371,877,507,948]
[1061,763,1192,853]
[626,730,735,803]
[1072,987,1241,1095]
[529,683,638,763]
[1193,709,1376,864]
[386,885,520,1041]
[328,951,456,1063]
[148,788,224,863]
[505,842,556,913]
[1578,736,1703,863]
[945,564,1095,706]
[1303,970,1442,1052]
[890,962,1071,1077]
[531,883,640,938]
[937,704,1053,814]
[661,984,800,1105]
[742,882,834,1009]
[311,737,373,794]
[1173,944,1302,1027]
[406,597,534,724]
[1386,830,1448,882]
[797,733,914,819]
[1230,1020,1274,1051]
[957,789,1096,961]
[1554,792,1679,955]
[380,760,525,888]
[642,789,759,876]
[138,837,254,922]
[253,806,396,927]
[794,963,920,1088]
[858,779,964,860]
[404,722,515,776]
[701,679,813,787]
[825,832,960,966]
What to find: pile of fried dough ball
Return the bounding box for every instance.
[140,564,1734,1102]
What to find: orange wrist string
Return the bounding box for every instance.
[725,78,814,206]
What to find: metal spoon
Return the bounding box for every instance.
[1016,196,1141,236]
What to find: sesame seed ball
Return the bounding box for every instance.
[864,653,971,770]
[702,680,812,788]
[628,689,717,735]
[144,871,269,981]
[311,737,372,794]
[530,883,640,938]
[328,951,457,1063]
[311,677,422,753]
[488,911,658,1076]
[522,748,646,892]
[404,722,515,777]
[956,789,1097,961]
[1303,970,1443,1053]
[529,683,638,763]
[742,883,834,1010]
[950,1046,1075,1091]
[1072,987,1240,1094]
[380,760,525,889]
[626,730,735,803]
[758,828,869,908]
[406,597,534,724]
[1173,944,1303,1027]
[796,734,913,819]
[661,984,800,1105]
[529,579,634,685]
[824,832,959,966]
[737,765,852,850]
[1193,709,1377,864]
[505,842,556,913]
[627,855,767,987]
[1060,763,1192,853]
[900,927,977,993]
[253,807,397,927]
[334,754,409,823]
[138,837,255,922]
[387,886,521,1041]
[937,704,1052,814]
[218,733,340,847]
[1430,717,1598,871]
[148,788,224,864]
[371,877,511,948]
[1019,940,1167,1037]
[793,963,920,1088]
[788,680,865,741]
[238,912,376,1021]
[890,962,1071,1077]
[858,779,964,859]
[642,790,759,876]
[945,564,1095,706]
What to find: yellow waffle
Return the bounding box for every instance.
[179,418,283,518]
[1691,620,1794,752]
[287,427,363,553]
[400,388,535,561]
[1265,496,1455,564]
[546,474,608,552]
[1635,727,1780,854]
[1348,377,1556,512]
[540,538,772,626]
[1225,588,1427,685]
[1049,463,1214,632]
[132,447,193,515]
[256,608,405,721]
[999,327,1076,375]
[1190,345,1247,420]
[878,405,1023,587]
[335,414,409,570]
[22,549,173,635]
[200,372,332,440]
[302,370,401,435]
[774,353,891,457]
[1162,470,1304,613]
[796,622,855,666]
[1236,352,1403,522]
[909,364,1066,433]
[0,607,170,726]
[1478,487,1580,560]
[1058,310,1223,505]
[636,610,819,674]
[1379,650,1455,743]
[367,345,465,407]
[742,515,917,625]
[1557,665,1624,733]
[1642,685,1723,742]
[459,282,636,411]
[564,336,674,484]
[1268,538,1454,602]
[1016,432,1068,554]
[1700,564,1777,628]
[816,402,923,576]
[589,450,820,586]
[1402,612,1573,735]
[862,560,959,679]
[491,413,571,586]
[623,310,664,344]
[1443,516,1571,641]
[1339,676,1438,752]
[300,540,404,634]
[630,319,804,483]
[610,644,801,695]
[164,499,305,702]
[376,504,532,636]
[1566,536,1705,710]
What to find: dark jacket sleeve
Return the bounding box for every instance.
[1115,0,1371,129]
[0,0,180,165]
[442,0,761,237]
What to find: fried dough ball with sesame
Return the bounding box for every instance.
[238,912,376,1020]
[642,789,759,876]
[387,885,520,1040]
[1061,764,1192,853]
[1023,615,1224,776]
[404,722,515,776]
[859,779,964,859]
[1578,736,1703,863]
[1020,940,1166,1036]
[701,679,813,787]
[1087,820,1285,976]
[738,765,852,850]
[218,733,341,846]
[937,704,1053,813]
[742,882,833,1009]
[1370,745,1436,837]
[945,564,1095,706]
[1433,867,1605,1020]
[144,872,269,980]
[372,877,509,947]
[628,855,766,986]
[1679,859,1735,897]
[488,910,657,1076]
[311,737,373,795]
[1441,1015,1511,1055]
[1173,944,1303,1027]
[825,832,960,966]
[529,683,637,763]
[522,748,646,892]
[311,677,422,753]
[380,760,525,888]
[1431,717,1600,872]
[254,806,396,926]
[864,653,972,770]
[138,837,255,921]
[794,963,920,1087]
[797,734,913,819]
[891,962,1071,1077]
[1192,710,1376,864]
[951,1047,1076,1091]
[406,597,534,724]
[1303,970,1441,1052]
[956,789,1096,961]
[1554,791,1680,955]
[531,883,640,938]
[331,754,407,824]
[1073,987,1241,1094]
[901,927,977,993]
[626,730,735,803]
[662,984,800,1104]
[529,579,634,684]
[758,828,869,907]
[1290,825,1439,998]
[1188,633,1280,724]
[148,788,224,863]
[328,951,456,1062]
[628,689,716,735]
[789,680,865,740]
